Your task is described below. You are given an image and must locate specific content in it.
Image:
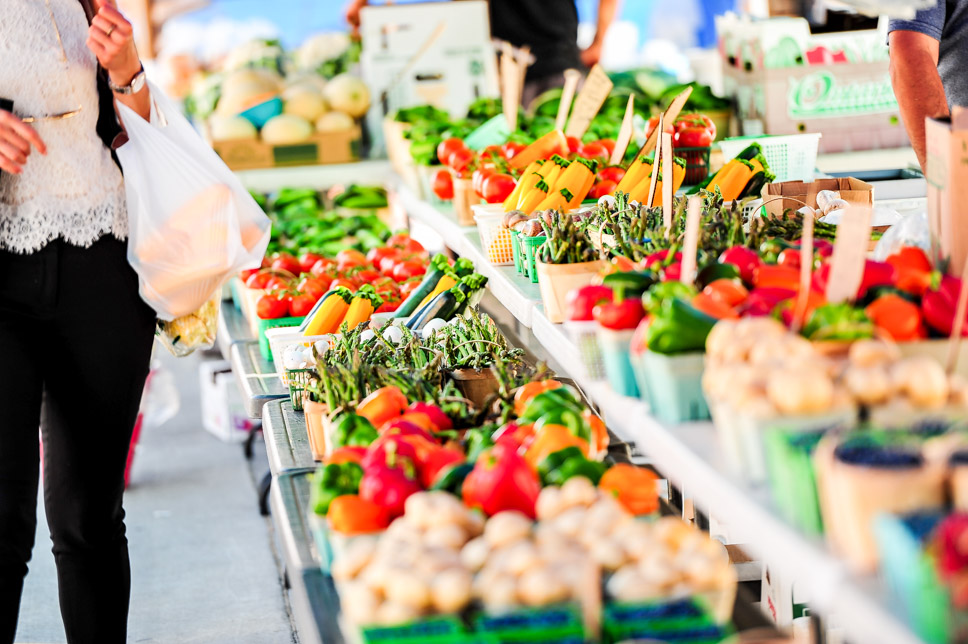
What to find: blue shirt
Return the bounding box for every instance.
[888,0,968,109]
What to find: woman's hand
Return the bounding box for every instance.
[0,110,46,175]
[86,0,141,89]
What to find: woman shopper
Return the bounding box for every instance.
[0,0,155,642]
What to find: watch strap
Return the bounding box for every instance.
[109,66,146,95]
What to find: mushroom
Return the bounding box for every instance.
[430,567,473,613]
[483,511,533,548]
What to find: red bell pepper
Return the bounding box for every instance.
[407,402,452,431]
[660,262,682,282]
[492,421,536,449]
[359,442,422,519]
[719,246,763,284]
[811,260,897,300]
[419,447,465,488]
[923,275,968,337]
[741,287,795,317]
[754,264,800,291]
[362,434,419,470]
[379,418,435,441]
[593,298,646,330]
[566,285,614,322]
[462,442,541,518]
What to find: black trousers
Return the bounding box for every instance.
[0,236,155,644]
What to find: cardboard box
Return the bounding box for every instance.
[210,127,361,171]
[199,360,255,443]
[926,109,968,278]
[762,177,874,219]
[359,1,499,155]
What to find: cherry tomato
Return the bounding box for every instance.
[310,258,337,278]
[482,173,516,204]
[257,292,291,319]
[502,141,526,160]
[472,166,496,198]
[596,139,616,154]
[392,260,427,282]
[297,252,324,274]
[579,142,609,164]
[598,166,626,184]
[447,148,475,175]
[378,254,400,275]
[266,276,292,291]
[245,270,273,289]
[436,138,466,165]
[297,276,327,301]
[566,136,582,154]
[270,254,301,276]
[589,180,617,200]
[432,169,454,200]
[330,278,357,292]
[336,249,367,271]
[289,292,316,317]
[368,246,401,269]
[389,235,425,255]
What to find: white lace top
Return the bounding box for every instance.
[0,0,126,253]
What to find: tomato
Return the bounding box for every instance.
[674,124,713,148]
[353,268,381,284]
[432,169,454,200]
[240,268,259,282]
[436,138,466,166]
[330,278,357,292]
[502,141,526,160]
[289,292,316,317]
[676,113,716,139]
[472,166,496,197]
[598,166,626,184]
[589,180,616,200]
[579,142,609,164]
[310,259,338,278]
[399,277,423,299]
[270,254,301,276]
[257,292,290,319]
[481,145,505,162]
[778,248,802,269]
[245,270,273,289]
[392,260,427,282]
[566,136,582,154]
[297,252,324,273]
[482,173,516,204]
[297,276,327,301]
[336,249,367,270]
[596,139,616,155]
[387,233,424,253]
[265,275,292,291]
[593,298,646,330]
[447,148,475,175]
[646,115,675,137]
[373,276,399,297]
[367,246,401,269]
[375,299,401,314]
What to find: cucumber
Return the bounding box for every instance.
[408,289,464,331]
[394,269,445,319]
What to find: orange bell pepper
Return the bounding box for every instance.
[753,264,800,291]
[886,247,934,296]
[357,386,408,427]
[582,410,609,457]
[325,446,366,466]
[398,411,436,433]
[327,495,391,534]
[702,279,748,308]
[865,294,927,342]
[513,380,562,416]
[599,464,659,515]
[691,292,739,320]
[525,424,590,469]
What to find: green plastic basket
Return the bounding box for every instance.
[510,230,523,274]
[285,369,315,411]
[472,603,584,643]
[257,316,304,361]
[598,328,640,398]
[603,598,728,644]
[763,426,827,535]
[362,615,466,642]
[636,350,709,423]
[521,235,546,284]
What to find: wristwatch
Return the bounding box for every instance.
[109,65,146,95]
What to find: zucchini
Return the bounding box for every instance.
[407,288,466,331]
[393,254,450,318]
[453,274,489,315]
[735,142,764,161]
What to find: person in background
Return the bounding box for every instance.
[888,1,968,171]
[343,0,620,107]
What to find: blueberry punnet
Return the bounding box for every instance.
[834,439,922,468]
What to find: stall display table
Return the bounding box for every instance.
[262,399,315,475]
[230,341,288,419]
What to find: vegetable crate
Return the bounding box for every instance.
[603,598,730,644]
[675,147,711,186]
[473,206,514,266]
[597,327,639,398]
[632,351,709,423]
[511,230,524,274]
[521,235,547,284]
[762,425,828,535]
[563,320,606,381]
[719,134,822,183]
[361,615,468,642]
[257,316,305,361]
[472,603,585,643]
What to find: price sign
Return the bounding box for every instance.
[946,259,968,374]
[680,196,702,285]
[661,132,673,232]
[609,95,636,166]
[825,205,872,304]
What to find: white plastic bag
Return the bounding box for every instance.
[116,81,270,321]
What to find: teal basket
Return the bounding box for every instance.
[521,235,546,284]
[598,328,640,398]
[472,604,585,643]
[763,426,827,535]
[603,598,728,644]
[230,278,244,311]
[257,316,304,361]
[874,511,956,644]
[635,350,709,423]
[511,230,523,274]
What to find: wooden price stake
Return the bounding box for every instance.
[790,211,815,333]
[633,85,692,160]
[564,64,613,139]
[680,196,702,285]
[555,69,583,132]
[500,42,520,131]
[661,131,674,231]
[645,112,664,209]
[609,95,636,166]
[824,204,873,304]
[946,259,968,374]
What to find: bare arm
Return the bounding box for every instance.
[87,0,150,122]
[580,0,620,68]
[345,0,369,38]
[889,30,948,171]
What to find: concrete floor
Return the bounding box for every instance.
[14,350,295,644]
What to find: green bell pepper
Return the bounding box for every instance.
[464,427,496,462]
[642,281,697,315]
[802,303,875,341]
[602,271,657,299]
[646,297,718,355]
[431,462,475,497]
[538,446,608,486]
[519,388,583,422]
[311,462,363,515]
[332,413,379,449]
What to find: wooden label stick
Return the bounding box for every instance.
[791,212,815,333]
[564,64,613,139]
[500,42,516,131]
[555,69,582,132]
[661,132,674,232]
[680,196,702,285]
[645,113,664,209]
[634,85,692,160]
[609,95,636,166]
[946,259,968,374]
[825,205,872,303]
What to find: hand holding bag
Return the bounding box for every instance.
[114,81,271,321]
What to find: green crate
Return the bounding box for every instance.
[472,603,584,643]
[286,369,315,411]
[257,315,305,361]
[676,146,711,185]
[521,235,546,284]
[362,615,466,642]
[604,598,729,644]
[510,230,523,274]
[764,426,827,535]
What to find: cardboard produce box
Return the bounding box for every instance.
[211,127,361,171]
[761,177,873,219]
[926,109,968,278]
